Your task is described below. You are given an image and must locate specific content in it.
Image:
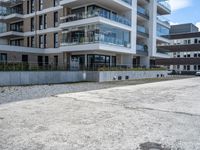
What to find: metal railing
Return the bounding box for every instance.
[0,61,166,72]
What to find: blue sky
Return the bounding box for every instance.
[168,0,200,29]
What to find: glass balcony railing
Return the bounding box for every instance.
[61,35,131,48]
[121,0,132,5]
[61,10,131,26]
[157,15,170,26]
[157,0,171,12]
[0,8,23,16]
[137,25,149,37]
[137,6,149,18]
[137,44,145,51]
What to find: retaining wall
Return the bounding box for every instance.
[0,70,169,86]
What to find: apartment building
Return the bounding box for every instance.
[0,0,171,69]
[156,23,200,74]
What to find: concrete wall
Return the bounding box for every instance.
[86,71,168,82]
[0,71,169,86]
[0,71,84,86]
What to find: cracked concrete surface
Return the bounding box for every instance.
[0,78,200,149]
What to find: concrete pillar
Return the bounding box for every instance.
[84,54,87,68]
[131,0,137,54]
[148,0,157,56]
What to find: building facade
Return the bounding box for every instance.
[0,0,171,69]
[156,23,200,74]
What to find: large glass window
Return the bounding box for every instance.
[62,24,131,48]
[0,53,7,63]
[87,54,112,68]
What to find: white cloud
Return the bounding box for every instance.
[169,0,192,11]
[170,22,179,25]
[196,22,200,31]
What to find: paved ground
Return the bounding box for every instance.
[0,76,192,104]
[0,77,200,149]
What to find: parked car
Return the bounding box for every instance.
[195,72,200,76]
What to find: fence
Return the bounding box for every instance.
[0,61,167,72]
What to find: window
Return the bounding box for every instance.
[31,0,35,13]
[54,0,59,7]
[54,56,58,66]
[194,39,198,44]
[39,35,44,48]
[194,65,197,71]
[22,55,28,63]
[0,53,7,63]
[177,65,180,70]
[184,40,187,44]
[187,53,191,58]
[45,56,49,65]
[44,34,47,48]
[39,0,43,11]
[31,17,34,31]
[198,65,200,70]
[31,36,35,47]
[187,65,190,71]
[27,0,30,14]
[38,56,43,67]
[54,33,58,48]
[39,15,43,30]
[27,37,30,47]
[194,53,198,58]
[183,65,187,71]
[44,14,47,29]
[10,39,23,46]
[54,11,58,27]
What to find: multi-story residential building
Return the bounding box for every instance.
[156,23,200,74]
[0,0,171,70]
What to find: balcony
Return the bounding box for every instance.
[136,44,148,56]
[137,6,149,20]
[137,25,149,38]
[61,35,131,49]
[60,0,132,11]
[60,10,131,29]
[157,15,170,28]
[157,0,171,15]
[0,8,23,22]
[0,26,24,38]
[0,0,23,7]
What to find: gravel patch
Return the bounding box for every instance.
[0,76,193,105]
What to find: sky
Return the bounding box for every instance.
[168,0,200,30]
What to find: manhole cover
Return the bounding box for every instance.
[139,142,171,150]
